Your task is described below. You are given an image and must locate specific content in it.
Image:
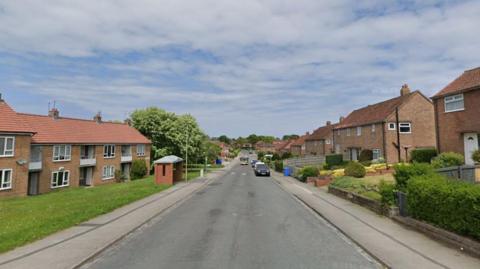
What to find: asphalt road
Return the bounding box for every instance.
[84,162,380,269]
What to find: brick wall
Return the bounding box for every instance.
[0,134,31,197]
[434,89,480,155]
[334,123,384,161]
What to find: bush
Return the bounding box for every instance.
[393,163,434,191]
[274,160,284,172]
[344,162,366,178]
[407,174,480,240]
[131,159,148,180]
[325,154,343,169]
[431,152,464,168]
[359,149,373,162]
[472,150,480,164]
[378,180,396,206]
[360,160,372,167]
[410,148,438,163]
[300,166,319,182]
[257,152,265,160]
[281,152,292,160]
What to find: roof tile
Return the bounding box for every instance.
[433,67,480,98]
[0,100,35,133]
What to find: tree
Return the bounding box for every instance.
[218,135,231,145]
[203,141,222,163]
[282,134,299,141]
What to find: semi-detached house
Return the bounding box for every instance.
[333,85,436,163]
[304,121,337,156]
[0,98,151,197]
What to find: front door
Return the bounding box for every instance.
[85,167,93,186]
[351,148,358,161]
[28,173,39,195]
[122,163,131,180]
[464,133,479,165]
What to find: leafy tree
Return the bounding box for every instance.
[203,141,222,163]
[217,135,231,145]
[282,134,299,141]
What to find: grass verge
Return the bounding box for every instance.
[0,176,169,253]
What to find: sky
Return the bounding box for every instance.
[0,0,479,137]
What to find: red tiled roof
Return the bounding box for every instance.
[277,140,293,151]
[0,100,35,134]
[433,67,480,98]
[291,133,309,146]
[305,123,337,141]
[18,113,151,144]
[335,91,418,129]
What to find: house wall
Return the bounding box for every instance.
[0,134,32,197]
[334,123,384,161]
[290,145,302,156]
[434,89,480,155]
[305,139,333,155]
[385,93,436,163]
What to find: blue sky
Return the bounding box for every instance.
[0,0,479,137]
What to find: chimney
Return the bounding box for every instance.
[326,121,331,126]
[339,116,345,123]
[93,112,102,123]
[124,118,132,126]
[400,84,411,96]
[306,131,310,135]
[0,93,3,101]
[48,108,60,119]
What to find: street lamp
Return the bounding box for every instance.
[185,128,189,183]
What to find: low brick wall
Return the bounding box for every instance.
[328,186,384,215]
[393,216,480,258]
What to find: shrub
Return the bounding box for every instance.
[257,152,265,160]
[407,174,480,240]
[359,149,373,162]
[281,152,292,160]
[325,154,343,169]
[393,163,434,191]
[410,148,438,163]
[378,180,396,206]
[131,159,148,180]
[344,162,366,178]
[360,160,372,167]
[274,160,284,172]
[431,152,464,168]
[300,166,319,181]
[472,150,480,164]
[272,153,281,161]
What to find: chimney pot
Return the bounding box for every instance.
[400,84,411,96]
[94,112,102,123]
[124,118,132,126]
[326,121,331,126]
[48,108,60,119]
[339,116,345,123]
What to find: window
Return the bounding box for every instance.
[346,128,351,136]
[388,123,396,130]
[53,145,71,161]
[103,165,115,180]
[51,170,70,188]
[326,139,331,145]
[0,137,15,157]
[371,124,376,133]
[104,145,116,158]
[444,94,464,112]
[399,123,412,134]
[137,144,146,156]
[356,127,362,136]
[0,169,12,190]
[372,149,381,160]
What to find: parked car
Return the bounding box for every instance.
[254,162,270,177]
[251,159,258,168]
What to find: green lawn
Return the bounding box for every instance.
[0,176,169,253]
[330,175,395,201]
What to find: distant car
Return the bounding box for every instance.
[254,163,270,176]
[240,157,249,165]
[251,159,258,168]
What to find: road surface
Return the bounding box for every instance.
[83,162,380,269]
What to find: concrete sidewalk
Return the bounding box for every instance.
[272,172,480,269]
[0,162,235,269]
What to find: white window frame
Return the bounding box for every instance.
[326,139,331,145]
[51,170,70,188]
[356,127,362,136]
[136,144,146,156]
[52,145,72,161]
[0,169,13,190]
[346,128,351,136]
[444,94,465,113]
[104,145,116,158]
[388,123,396,130]
[0,136,15,157]
[102,165,115,180]
[371,124,376,133]
[399,122,412,134]
[372,149,381,160]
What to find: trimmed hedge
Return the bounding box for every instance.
[410,148,437,163]
[274,160,284,172]
[344,162,366,178]
[393,163,434,191]
[359,149,373,162]
[407,174,480,240]
[472,150,480,163]
[431,152,464,168]
[300,166,319,182]
[131,159,148,180]
[326,154,343,167]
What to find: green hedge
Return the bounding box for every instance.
[359,149,373,162]
[407,174,480,240]
[393,163,434,191]
[299,166,319,182]
[410,148,437,163]
[431,152,464,168]
[131,159,148,180]
[274,160,284,172]
[326,154,343,167]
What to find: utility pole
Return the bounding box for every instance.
[185,128,189,183]
[395,107,401,162]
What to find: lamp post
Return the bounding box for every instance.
[185,128,189,183]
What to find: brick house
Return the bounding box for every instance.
[0,98,151,197]
[432,67,480,165]
[333,85,436,163]
[276,139,294,155]
[305,121,337,156]
[290,132,310,156]
[254,141,276,153]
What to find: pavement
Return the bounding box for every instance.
[0,162,235,269]
[270,171,480,269]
